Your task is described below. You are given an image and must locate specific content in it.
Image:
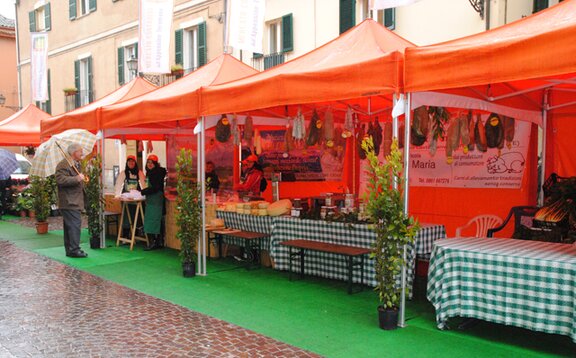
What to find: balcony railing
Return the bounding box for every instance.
[142,66,197,87]
[251,52,286,71]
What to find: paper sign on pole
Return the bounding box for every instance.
[139,0,174,74]
[31,33,48,102]
[370,0,421,10]
[227,0,265,53]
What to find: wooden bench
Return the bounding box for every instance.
[208,229,270,270]
[279,239,371,294]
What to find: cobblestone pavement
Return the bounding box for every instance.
[0,240,321,358]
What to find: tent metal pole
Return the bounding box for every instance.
[201,116,207,275]
[538,91,549,206]
[99,131,105,248]
[399,92,411,328]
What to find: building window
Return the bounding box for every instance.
[118,44,138,85]
[74,57,93,108]
[36,70,51,114]
[533,0,549,13]
[175,22,206,72]
[376,8,395,30]
[29,3,51,32]
[69,0,97,20]
[340,0,356,34]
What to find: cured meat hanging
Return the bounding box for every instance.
[357,124,367,159]
[343,107,354,138]
[428,106,449,156]
[475,114,488,152]
[231,114,240,146]
[467,110,476,152]
[216,114,231,143]
[243,115,254,144]
[284,118,294,154]
[411,106,429,146]
[292,108,306,141]
[324,108,335,148]
[382,121,393,157]
[306,110,321,147]
[445,115,460,164]
[503,116,516,149]
[368,117,383,155]
[485,113,505,152]
[458,113,470,154]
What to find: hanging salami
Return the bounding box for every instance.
[503,116,515,149]
[369,117,383,155]
[445,116,460,164]
[324,108,335,147]
[357,124,367,159]
[467,110,476,152]
[382,121,393,157]
[243,115,254,142]
[485,113,504,149]
[411,106,428,146]
[475,114,488,152]
[306,110,321,146]
[458,113,470,154]
[215,114,231,143]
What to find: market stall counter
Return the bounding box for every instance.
[427,237,576,342]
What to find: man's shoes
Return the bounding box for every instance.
[66,250,88,258]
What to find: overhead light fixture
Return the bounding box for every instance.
[126,55,139,76]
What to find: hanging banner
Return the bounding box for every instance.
[259,129,346,181]
[370,0,422,10]
[139,0,173,74]
[407,113,531,189]
[226,0,265,53]
[30,33,48,101]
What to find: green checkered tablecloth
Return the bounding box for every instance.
[271,217,446,289]
[427,237,576,342]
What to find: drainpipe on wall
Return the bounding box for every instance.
[14,0,22,109]
[485,0,491,31]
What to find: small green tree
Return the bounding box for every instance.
[30,176,51,222]
[362,137,420,310]
[176,148,201,268]
[85,154,103,246]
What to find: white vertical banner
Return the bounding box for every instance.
[227,0,265,53]
[370,0,421,10]
[30,33,48,101]
[139,0,173,74]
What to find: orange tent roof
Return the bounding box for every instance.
[41,77,157,137]
[200,19,414,116]
[404,1,576,114]
[0,104,50,145]
[100,54,258,129]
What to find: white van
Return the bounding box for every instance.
[11,153,32,182]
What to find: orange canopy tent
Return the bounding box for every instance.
[100,54,258,133]
[0,104,50,145]
[41,77,157,138]
[200,19,414,117]
[403,1,576,234]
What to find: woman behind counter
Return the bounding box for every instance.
[114,155,146,237]
[141,154,167,250]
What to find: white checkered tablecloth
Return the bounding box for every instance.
[270,217,446,290]
[216,211,274,250]
[427,237,576,342]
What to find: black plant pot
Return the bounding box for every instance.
[378,306,399,330]
[182,262,196,277]
[90,235,100,249]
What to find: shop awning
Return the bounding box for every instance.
[41,77,157,138]
[200,19,414,117]
[100,54,258,131]
[0,104,50,146]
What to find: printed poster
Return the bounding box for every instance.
[31,33,48,101]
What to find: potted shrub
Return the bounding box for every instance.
[175,148,201,277]
[85,155,103,249]
[30,176,51,234]
[171,64,184,78]
[63,87,78,96]
[362,137,420,330]
[16,187,34,217]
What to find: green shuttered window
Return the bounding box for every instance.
[339,0,355,34]
[282,13,293,52]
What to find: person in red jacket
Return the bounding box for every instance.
[235,154,263,196]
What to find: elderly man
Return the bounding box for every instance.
[55,143,88,258]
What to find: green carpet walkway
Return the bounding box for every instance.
[0,219,573,357]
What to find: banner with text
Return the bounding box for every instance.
[408,116,531,189]
[139,0,173,74]
[259,130,346,181]
[30,33,48,101]
[227,0,265,53]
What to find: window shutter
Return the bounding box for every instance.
[74,60,80,108]
[533,0,548,13]
[282,13,293,53]
[253,53,263,59]
[89,0,97,12]
[69,0,76,20]
[29,11,36,32]
[175,29,183,65]
[46,69,51,114]
[384,8,395,30]
[118,47,124,85]
[87,56,94,102]
[44,4,51,31]
[197,21,207,67]
[339,0,355,34]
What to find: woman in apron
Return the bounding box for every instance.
[141,154,166,250]
[114,155,145,237]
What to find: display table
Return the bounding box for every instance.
[427,237,576,342]
[216,212,446,291]
[116,198,149,251]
